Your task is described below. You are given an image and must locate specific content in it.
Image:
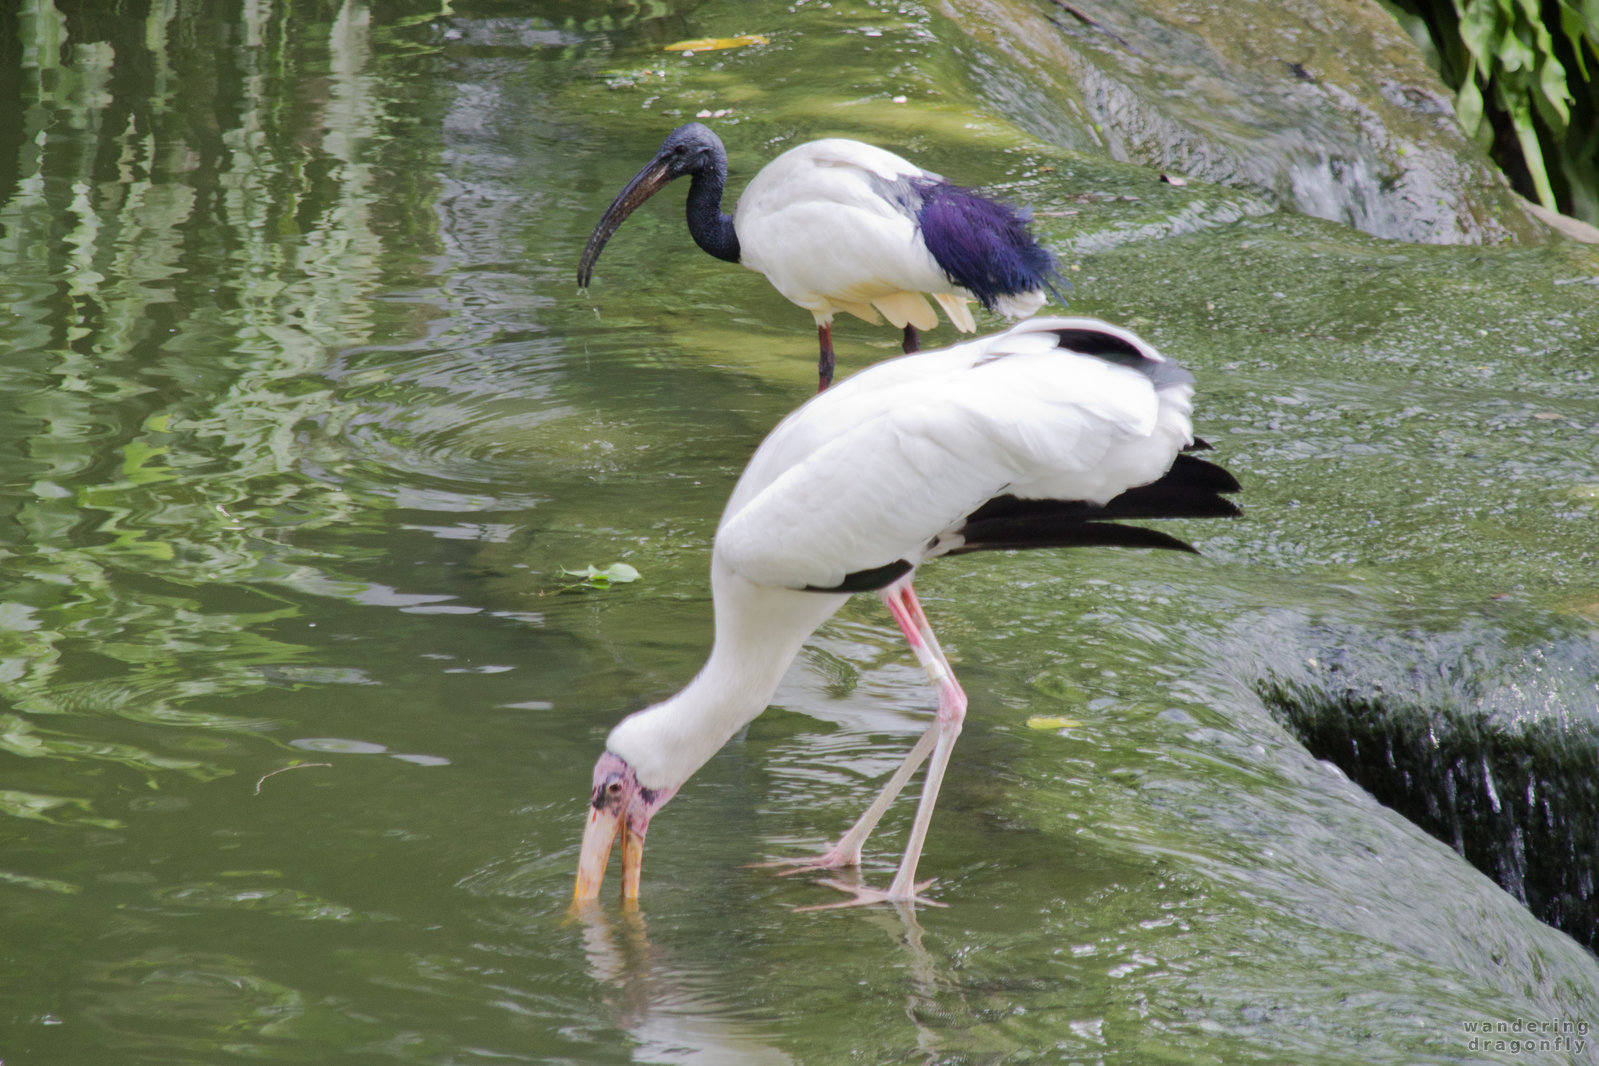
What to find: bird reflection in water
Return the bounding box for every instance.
[569,902,794,1066]
[570,900,951,1065]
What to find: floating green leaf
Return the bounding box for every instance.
[554,562,641,592]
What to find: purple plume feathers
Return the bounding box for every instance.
[914,181,1068,310]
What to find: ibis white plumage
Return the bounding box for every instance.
[576,124,1068,389]
[572,317,1240,908]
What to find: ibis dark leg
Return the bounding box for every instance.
[902,324,920,354]
[817,323,836,392]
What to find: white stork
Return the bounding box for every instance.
[576,123,1068,390]
[572,317,1240,909]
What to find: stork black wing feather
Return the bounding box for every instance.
[956,453,1239,556]
[967,455,1240,527]
[951,520,1200,556]
[802,558,915,594]
[801,442,1239,591]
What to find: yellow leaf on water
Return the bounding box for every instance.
[664,34,768,52]
[1026,715,1082,730]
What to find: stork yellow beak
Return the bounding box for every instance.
[574,804,622,902]
[573,803,650,903]
[620,821,646,901]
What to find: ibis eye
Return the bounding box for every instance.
[607,781,623,794]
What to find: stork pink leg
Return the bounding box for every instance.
[883,582,964,712]
[800,579,968,909]
[755,727,936,874]
[756,580,961,882]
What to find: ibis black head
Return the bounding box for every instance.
[577,123,735,287]
[651,122,727,182]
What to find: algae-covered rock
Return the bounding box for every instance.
[946,0,1548,244]
[1254,620,1599,949]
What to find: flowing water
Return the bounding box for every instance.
[2,2,1598,1064]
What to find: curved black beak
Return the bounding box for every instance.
[576,154,677,288]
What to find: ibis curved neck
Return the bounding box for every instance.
[685,163,741,265]
[605,570,845,790]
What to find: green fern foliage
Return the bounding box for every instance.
[1388,0,1599,223]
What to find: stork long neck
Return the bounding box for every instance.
[605,576,845,790]
[685,163,740,264]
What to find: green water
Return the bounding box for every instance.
[2,2,1597,1063]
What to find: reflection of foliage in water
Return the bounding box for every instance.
[0,2,446,790]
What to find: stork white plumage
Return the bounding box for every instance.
[572,317,1240,909]
[576,124,1068,390]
